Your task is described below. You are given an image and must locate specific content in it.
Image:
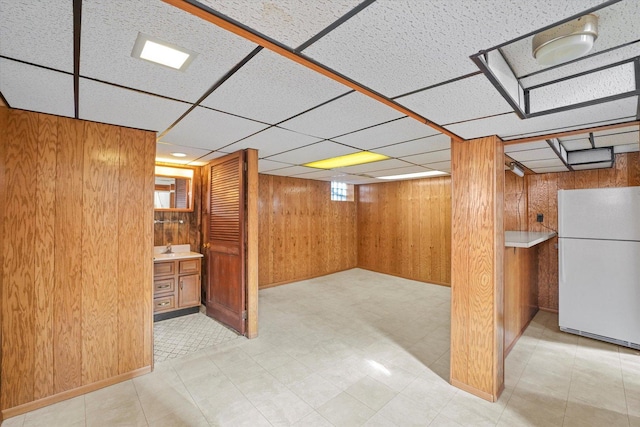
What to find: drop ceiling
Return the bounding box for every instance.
[0,0,638,184]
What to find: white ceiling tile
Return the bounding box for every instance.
[446,97,638,140]
[334,158,412,174]
[279,92,404,138]
[197,0,364,48]
[155,142,212,164]
[503,1,640,77]
[505,141,550,152]
[161,106,269,150]
[220,127,323,158]
[422,161,451,173]
[614,143,639,154]
[593,125,639,137]
[344,175,382,184]
[595,131,639,147]
[262,165,321,176]
[374,133,451,158]
[561,138,592,151]
[508,147,558,162]
[190,151,229,166]
[401,149,451,165]
[529,63,636,113]
[399,74,512,125]
[80,0,258,103]
[79,79,189,132]
[367,165,436,178]
[332,116,439,150]
[304,0,603,97]
[0,60,74,118]
[258,159,293,172]
[530,165,570,173]
[201,50,349,124]
[292,169,349,180]
[520,158,565,168]
[0,0,73,72]
[265,141,356,164]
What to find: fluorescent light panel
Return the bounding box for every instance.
[132,33,197,71]
[378,170,448,180]
[304,151,389,169]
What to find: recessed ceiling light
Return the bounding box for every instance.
[131,33,197,71]
[304,152,389,169]
[170,152,187,157]
[378,170,448,180]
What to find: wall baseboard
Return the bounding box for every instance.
[258,267,356,289]
[357,266,451,287]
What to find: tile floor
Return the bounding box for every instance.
[154,307,242,363]
[3,269,638,426]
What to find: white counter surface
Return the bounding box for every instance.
[505,231,556,248]
[153,244,203,261]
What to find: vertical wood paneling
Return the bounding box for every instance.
[258,175,357,288]
[357,177,452,285]
[504,172,527,232]
[33,114,58,399]
[450,136,504,402]
[526,153,638,311]
[246,149,259,339]
[2,110,38,408]
[81,122,120,384]
[1,108,154,416]
[53,117,84,393]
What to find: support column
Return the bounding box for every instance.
[450,136,505,402]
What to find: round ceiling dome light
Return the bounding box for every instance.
[533,14,598,67]
[170,152,187,157]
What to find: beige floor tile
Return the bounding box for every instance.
[563,400,630,427]
[251,348,296,371]
[146,405,209,427]
[376,394,438,426]
[269,359,316,386]
[138,386,198,422]
[318,392,376,426]
[85,399,147,427]
[363,412,399,426]
[568,376,627,413]
[400,375,456,412]
[428,413,465,427]
[317,355,369,390]
[84,380,139,414]
[249,388,314,425]
[23,396,85,427]
[0,415,25,427]
[196,393,271,427]
[288,373,343,408]
[292,410,335,427]
[345,376,397,411]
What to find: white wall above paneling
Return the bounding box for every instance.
[332,116,439,150]
[220,126,323,158]
[197,0,364,48]
[0,0,73,72]
[202,50,348,124]
[278,91,404,139]
[79,79,190,132]
[0,60,74,118]
[401,149,451,166]
[161,106,269,151]
[448,97,639,140]
[304,0,603,97]
[80,0,258,103]
[399,74,512,125]
[374,133,451,158]
[264,140,356,164]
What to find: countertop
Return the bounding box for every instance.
[505,231,556,248]
[153,244,203,262]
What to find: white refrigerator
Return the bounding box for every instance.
[558,186,640,349]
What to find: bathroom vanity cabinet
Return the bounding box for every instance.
[153,256,201,314]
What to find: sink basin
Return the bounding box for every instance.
[153,251,203,261]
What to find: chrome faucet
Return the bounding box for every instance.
[163,243,173,254]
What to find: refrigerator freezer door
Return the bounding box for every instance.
[558,186,640,241]
[559,238,640,346]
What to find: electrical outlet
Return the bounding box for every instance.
[536,213,544,222]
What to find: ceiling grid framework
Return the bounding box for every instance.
[0,0,638,183]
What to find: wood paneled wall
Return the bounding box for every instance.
[153,164,201,252]
[0,108,155,417]
[526,152,640,312]
[504,246,537,355]
[450,136,504,402]
[504,171,527,232]
[258,175,357,288]
[357,177,451,285]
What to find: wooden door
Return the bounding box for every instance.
[203,151,246,334]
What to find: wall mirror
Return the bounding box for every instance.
[154,165,194,212]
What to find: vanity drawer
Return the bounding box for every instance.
[154,261,175,277]
[179,259,200,274]
[154,295,176,313]
[154,277,175,295]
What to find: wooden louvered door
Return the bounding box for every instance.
[204,151,246,334]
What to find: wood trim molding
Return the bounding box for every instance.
[503,120,640,145]
[1,366,151,420]
[259,268,355,290]
[451,379,504,403]
[357,267,451,288]
[245,149,259,339]
[161,0,462,142]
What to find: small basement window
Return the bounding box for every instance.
[330,181,354,201]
